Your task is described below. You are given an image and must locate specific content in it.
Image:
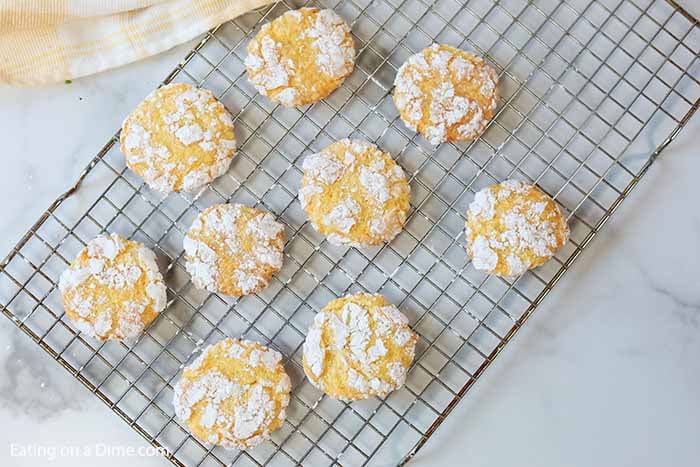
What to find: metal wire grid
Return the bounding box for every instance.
[1,0,698,465]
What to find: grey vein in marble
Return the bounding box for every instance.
[0,320,86,420]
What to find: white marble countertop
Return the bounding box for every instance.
[1,4,699,466]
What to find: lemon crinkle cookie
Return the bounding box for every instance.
[58,233,167,341]
[299,139,410,247]
[465,179,570,277]
[302,292,418,401]
[184,203,285,297]
[173,338,291,450]
[245,7,355,107]
[393,44,498,145]
[121,83,236,193]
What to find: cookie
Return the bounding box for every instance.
[245,7,355,107]
[465,179,570,277]
[58,233,167,341]
[299,139,410,247]
[302,292,418,401]
[173,338,291,450]
[184,203,285,297]
[393,44,498,145]
[121,83,236,193]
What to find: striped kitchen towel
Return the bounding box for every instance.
[0,0,274,85]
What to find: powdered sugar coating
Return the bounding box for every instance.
[245,7,355,107]
[393,44,498,145]
[121,83,236,193]
[173,338,291,450]
[184,203,284,297]
[58,233,167,341]
[302,292,418,401]
[465,179,570,277]
[300,139,411,248]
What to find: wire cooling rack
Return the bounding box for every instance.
[1,0,699,465]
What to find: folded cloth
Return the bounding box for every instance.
[0,0,275,85]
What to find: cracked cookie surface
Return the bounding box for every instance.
[394,44,498,145]
[184,203,285,297]
[299,139,410,248]
[173,338,291,450]
[302,292,418,401]
[58,233,166,341]
[245,7,355,107]
[465,179,570,277]
[121,83,236,193]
